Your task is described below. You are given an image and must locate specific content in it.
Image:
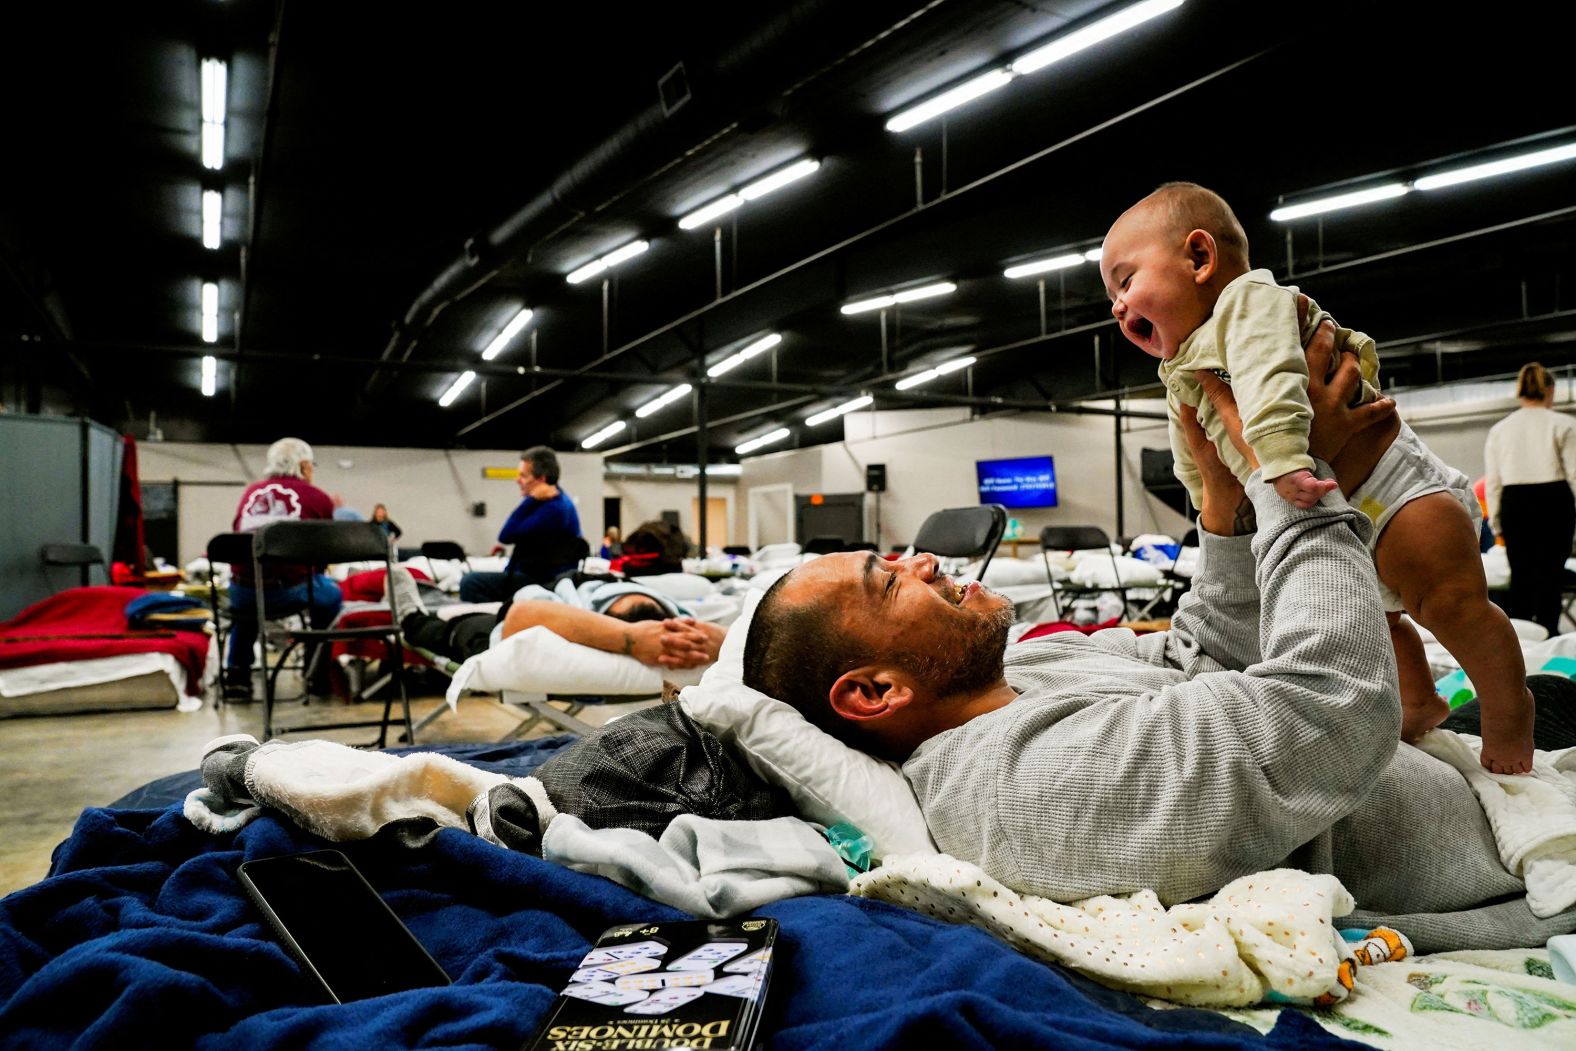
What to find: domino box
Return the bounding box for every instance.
[524,918,779,1051]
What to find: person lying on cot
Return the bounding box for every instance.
[740,321,1576,952]
[385,565,722,670]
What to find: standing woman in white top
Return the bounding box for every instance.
[1484,362,1576,634]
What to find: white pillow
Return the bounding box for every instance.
[680,588,939,859]
[1068,554,1164,588]
[979,556,1050,587]
[446,626,706,706]
[633,572,717,601]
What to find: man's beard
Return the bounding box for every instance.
[899,600,1015,701]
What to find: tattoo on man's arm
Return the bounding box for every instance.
[1233,497,1257,536]
[621,631,634,656]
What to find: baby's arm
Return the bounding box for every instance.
[1214,280,1323,503]
[1167,389,1206,511]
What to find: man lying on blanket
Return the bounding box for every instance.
[743,319,1576,954]
[391,569,722,671]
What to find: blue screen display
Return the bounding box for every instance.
[976,456,1057,509]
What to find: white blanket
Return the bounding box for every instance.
[852,854,1370,1007]
[1416,729,1576,918]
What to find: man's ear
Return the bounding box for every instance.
[1185,229,1218,284]
[829,667,915,723]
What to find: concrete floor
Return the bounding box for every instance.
[0,680,632,897]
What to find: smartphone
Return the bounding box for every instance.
[237,849,451,1004]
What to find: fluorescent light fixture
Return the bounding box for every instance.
[1003,253,1083,279]
[581,420,627,449]
[805,395,873,426]
[481,308,533,361]
[894,281,956,303]
[1082,247,1103,262]
[566,239,649,284]
[895,355,975,390]
[1414,141,1576,191]
[678,194,742,230]
[200,355,217,397]
[735,427,790,455]
[201,58,227,124]
[842,281,957,315]
[201,122,225,170]
[602,239,649,267]
[201,281,219,343]
[841,293,896,315]
[886,68,1014,133]
[202,190,222,249]
[738,158,820,201]
[1269,183,1410,222]
[895,369,939,391]
[678,158,820,231]
[1012,0,1184,75]
[438,371,476,407]
[635,382,693,418]
[706,464,742,477]
[566,258,606,284]
[708,332,782,377]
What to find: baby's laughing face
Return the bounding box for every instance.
[1100,209,1210,362]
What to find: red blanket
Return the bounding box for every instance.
[0,587,210,695]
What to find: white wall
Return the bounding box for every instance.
[603,477,738,547]
[737,406,1190,551]
[138,442,602,565]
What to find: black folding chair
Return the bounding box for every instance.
[912,504,1007,579]
[803,535,846,555]
[420,540,471,585]
[251,520,414,747]
[40,542,107,588]
[1040,525,1131,621]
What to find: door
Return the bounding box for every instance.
[691,496,728,550]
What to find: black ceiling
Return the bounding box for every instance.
[4,0,1574,464]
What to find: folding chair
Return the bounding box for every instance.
[420,540,471,586]
[1040,525,1131,621]
[912,504,1007,579]
[803,535,846,555]
[250,520,415,747]
[40,542,107,588]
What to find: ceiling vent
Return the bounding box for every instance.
[658,62,691,117]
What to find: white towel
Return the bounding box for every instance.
[853,855,1365,1007]
[1415,730,1576,918]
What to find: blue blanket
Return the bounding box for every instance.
[0,741,1362,1050]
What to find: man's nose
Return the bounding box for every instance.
[896,553,937,579]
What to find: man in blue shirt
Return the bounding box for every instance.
[460,446,583,602]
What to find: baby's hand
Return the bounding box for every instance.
[1272,469,1337,509]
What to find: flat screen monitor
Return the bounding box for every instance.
[976,455,1057,509]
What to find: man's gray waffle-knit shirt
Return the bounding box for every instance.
[904,471,1576,952]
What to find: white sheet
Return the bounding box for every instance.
[0,652,187,698]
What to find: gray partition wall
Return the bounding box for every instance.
[0,414,125,620]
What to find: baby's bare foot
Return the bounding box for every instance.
[1400,690,1450,744]
[1479,688,1535,774]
